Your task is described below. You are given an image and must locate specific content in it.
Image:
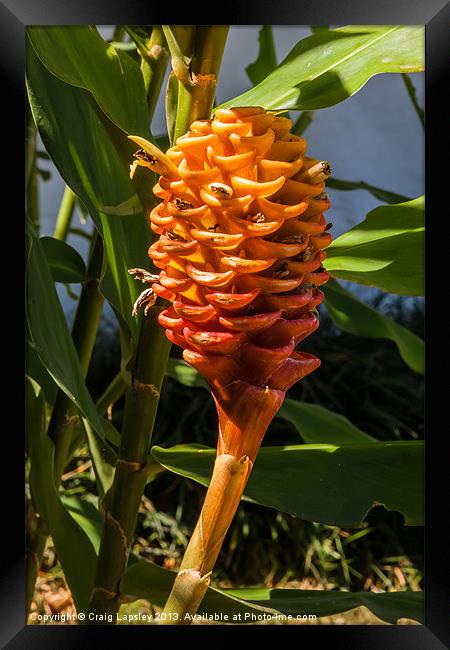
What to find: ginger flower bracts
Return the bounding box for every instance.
[129,107,332,459]
[128,106,332,621]
[129,106,332,461]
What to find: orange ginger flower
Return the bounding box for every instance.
[128,106,332,619]
[130,106,332,461]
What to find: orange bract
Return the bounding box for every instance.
[130,106,332,451]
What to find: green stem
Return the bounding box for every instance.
[292,111,314,136]
[96,371,126,417]
[401,74,425,128]
[173,26,229,141]
[140,27,169,119]
[53,185,76,240]
[47,231,104,481]
[88,309,170,621]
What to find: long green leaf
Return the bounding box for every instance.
[121,559,422,623]
[325,196,424,295]
[26,376,98,612]
[26,221,115,496]
[27,40,150,345]
[323,280,424,374]
[279,398,376,444]
[227,587,424,624]
[152,441,423,526]
[327,178,410,205]
[246,26,277,86]
[27,26,149,137]
[60,495,103,554]
[219,26,424,112]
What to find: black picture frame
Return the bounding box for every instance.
[6,0,449,646]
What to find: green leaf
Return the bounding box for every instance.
[246,26,277,86]
[120,560,422,623]
[27,26,149,137]
[325,196,424,295]
[152,441,423,526]
[121,561,277,620]
[41,236,87,283]
[226,587,424,624]
[27,39,150,345]
[26,333,58,405]
[327,178,411,204]
[26,221,115,497]
[323,279,424,374]
[60,495,103,554]
[279,398,376,444]
[219,26,424,112]
[26,376,98,612]
[165,358,208,389]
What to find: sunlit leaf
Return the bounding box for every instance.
[27,26,149,137]
[325,196,424,295]
[27,40,151,346]
[219,26,424,112]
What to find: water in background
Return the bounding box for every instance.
[37,26,424,320]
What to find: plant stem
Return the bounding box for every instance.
[140,27,169,119]
[53,185,76,240]
[161,383,282,624]
[293,111,314,136]
[172,26,229,141]
[96,371,126,417]
[88,308,170,620]
[47,231,104,481]
[162,453,252,622]
[401,74,425,128]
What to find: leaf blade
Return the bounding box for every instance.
[219,26,424,112]
[246,26,277,86]
[323,279,424,374]
[152,441,424,527]
[279,398,376,444]
[324,196,424,295]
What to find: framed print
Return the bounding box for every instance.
[3,0,449,646]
